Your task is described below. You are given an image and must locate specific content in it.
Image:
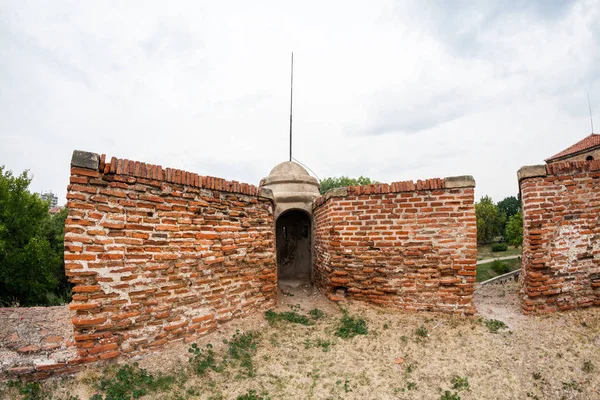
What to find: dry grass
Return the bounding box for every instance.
[2,283,599,400]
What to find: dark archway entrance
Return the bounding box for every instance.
[275,210,312,283]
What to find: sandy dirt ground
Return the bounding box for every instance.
[2,283,600,400]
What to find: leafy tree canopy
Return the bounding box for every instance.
[319,176,377,195]
[497,196,521,220]
[475,195,506,244]
[505,212,523,248]
[0,166,70,306]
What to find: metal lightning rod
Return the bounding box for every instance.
[289,52,294,162]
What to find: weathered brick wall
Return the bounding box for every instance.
[64,150,276,365]
[519,161,600,313]
[312,177,477,315]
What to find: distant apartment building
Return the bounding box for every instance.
[545,133,600,163]
[40,191,58,208]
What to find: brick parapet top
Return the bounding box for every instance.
[518,160,600,185]
[70,150,266,198]
[312,175,475,209]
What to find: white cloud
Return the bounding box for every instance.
[1,0,599,205]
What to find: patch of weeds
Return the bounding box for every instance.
[189,343,224,375]
[92,362,174,400]
[400,335,408,343]
[343,379,352,393]
[415,324,429,338]
[236,390,270,400]
[318,339,333,352]
[281,289,294,297]
[304,338,333,352]
[406,381,417,390]
[532,372,542,380]
[562,380,583,392]
[7,381,45,400]
[405,363,416,374]
[440,390,461,400]
[225,330,259,376]
[383,323,389,329]
[484,319,507,333]
[308,308,325,320]
[335,311,368,338]
[265,310,312,326]
[582,360,595,373]
[186,386,202,396]
[451,375,469,391]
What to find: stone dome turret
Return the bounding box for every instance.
[260,161,320,219]
[268,161,311,177]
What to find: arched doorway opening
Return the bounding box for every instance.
[275,210,312,284]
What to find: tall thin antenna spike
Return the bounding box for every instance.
[289,52,294,162]
[588,92,594,134]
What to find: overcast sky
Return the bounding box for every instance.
[1,0,599,205]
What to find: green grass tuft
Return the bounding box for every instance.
[335,312,368,338]
[265,310,313,326]
[91,363,174,400]
[485,319,507,333]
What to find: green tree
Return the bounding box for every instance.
[475,196,505,244]
[0,167,70,306]
[497,196,521,221]
[319,176,377,194]
[505,212,523,248]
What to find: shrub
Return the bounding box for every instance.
[490,260,511,275]
[491,243,508,252]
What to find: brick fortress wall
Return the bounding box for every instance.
[64,150,276,365]
[518,161,600,313]
[312,176,477,315]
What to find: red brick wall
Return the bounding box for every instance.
[519,161,600,313]
[64,151,276,365]
[312,177,477,315]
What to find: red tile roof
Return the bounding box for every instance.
[546,133,600,162]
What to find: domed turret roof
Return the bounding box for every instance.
[260,161,320,219]
[268,161,310,177]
